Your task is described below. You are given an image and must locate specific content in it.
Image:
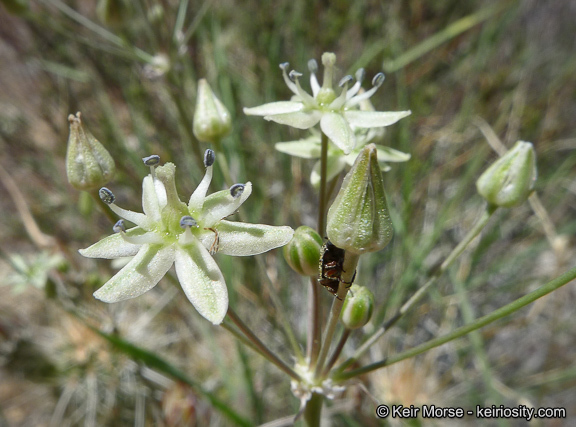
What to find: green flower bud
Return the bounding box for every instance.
[283,226,323,277]
[476,141,537,208]
[327,144,393,254]
[341,284,374,329]
[193,79,232,143]
[66,112,115,191]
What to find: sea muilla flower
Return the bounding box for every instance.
[80,151,294,325]
[244,52,411,155]
[274,96,410,186]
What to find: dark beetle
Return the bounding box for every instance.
[318,240,356,299]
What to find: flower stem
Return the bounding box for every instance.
[314,252,359,379]
[334,205,497,374]
[307,278,322,369]
[303,392,323,427]
[335,263,576,381]
[226,308,300,380]
[317,132,329,237]
[212,138,235,187]
[322,329,351,377]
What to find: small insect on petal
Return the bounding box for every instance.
[113,219,126,233]
[180,215,198,229]
[204,149,215,167]
[142,155,160,166]
[230,183,245,199]
[99,187,115,204]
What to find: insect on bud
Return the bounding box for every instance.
[230,183,245,199]
[341,284,374,330]
[327,144,394,254]
[476,141,537,208]
[193,79,232,143]
[99,187,115,205]
[282,226,323,277]
[204,149,215,167]
[66,112,116,191]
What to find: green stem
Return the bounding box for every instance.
[226,308,300,381]
[303,392,323,427]
[212,138,235,187]
[317,132,329,236]
[314,253,359,379]
[323,329,351,377]
[307,278,322,369]
[335,263,576,381]
[335,205,497,373]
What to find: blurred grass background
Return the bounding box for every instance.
[0,0,575,425]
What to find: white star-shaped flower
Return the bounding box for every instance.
[244,52,411,154]
[80,151,294,325]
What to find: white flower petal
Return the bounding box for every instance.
[344,110,411,128]
[188,165,213,215]
[375,145,411,162]
[175,239,228,325]
[243,101,304,116]
[320,112,355,154]
[93,244,175,303]
[107,204,147,227]
[310,155,347,187]
[79,227,148,259]
[211,220,294,256]
[201,182,252,227]
[265,110,322,129]
[275,138,321,159]
[142,175,162,222]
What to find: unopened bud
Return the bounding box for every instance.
[327,144,393,254]
[283,226,323,277]
[341,285,374,329]
[66,112,115,191]
[193,79,231,143]
[476,141,537,208]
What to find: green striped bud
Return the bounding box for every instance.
[193,79,232,143]
[476,141,537,208]
[327,144,393,254]
[283,226,323,277]
[66,112,115,191]
[341,285,374,329]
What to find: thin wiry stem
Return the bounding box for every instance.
[317,132,329,237]
[226,308,300,381]
[307,278,322,369]
[322,329,351,377]
[335,263,576,381]
[334,205,497,374]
